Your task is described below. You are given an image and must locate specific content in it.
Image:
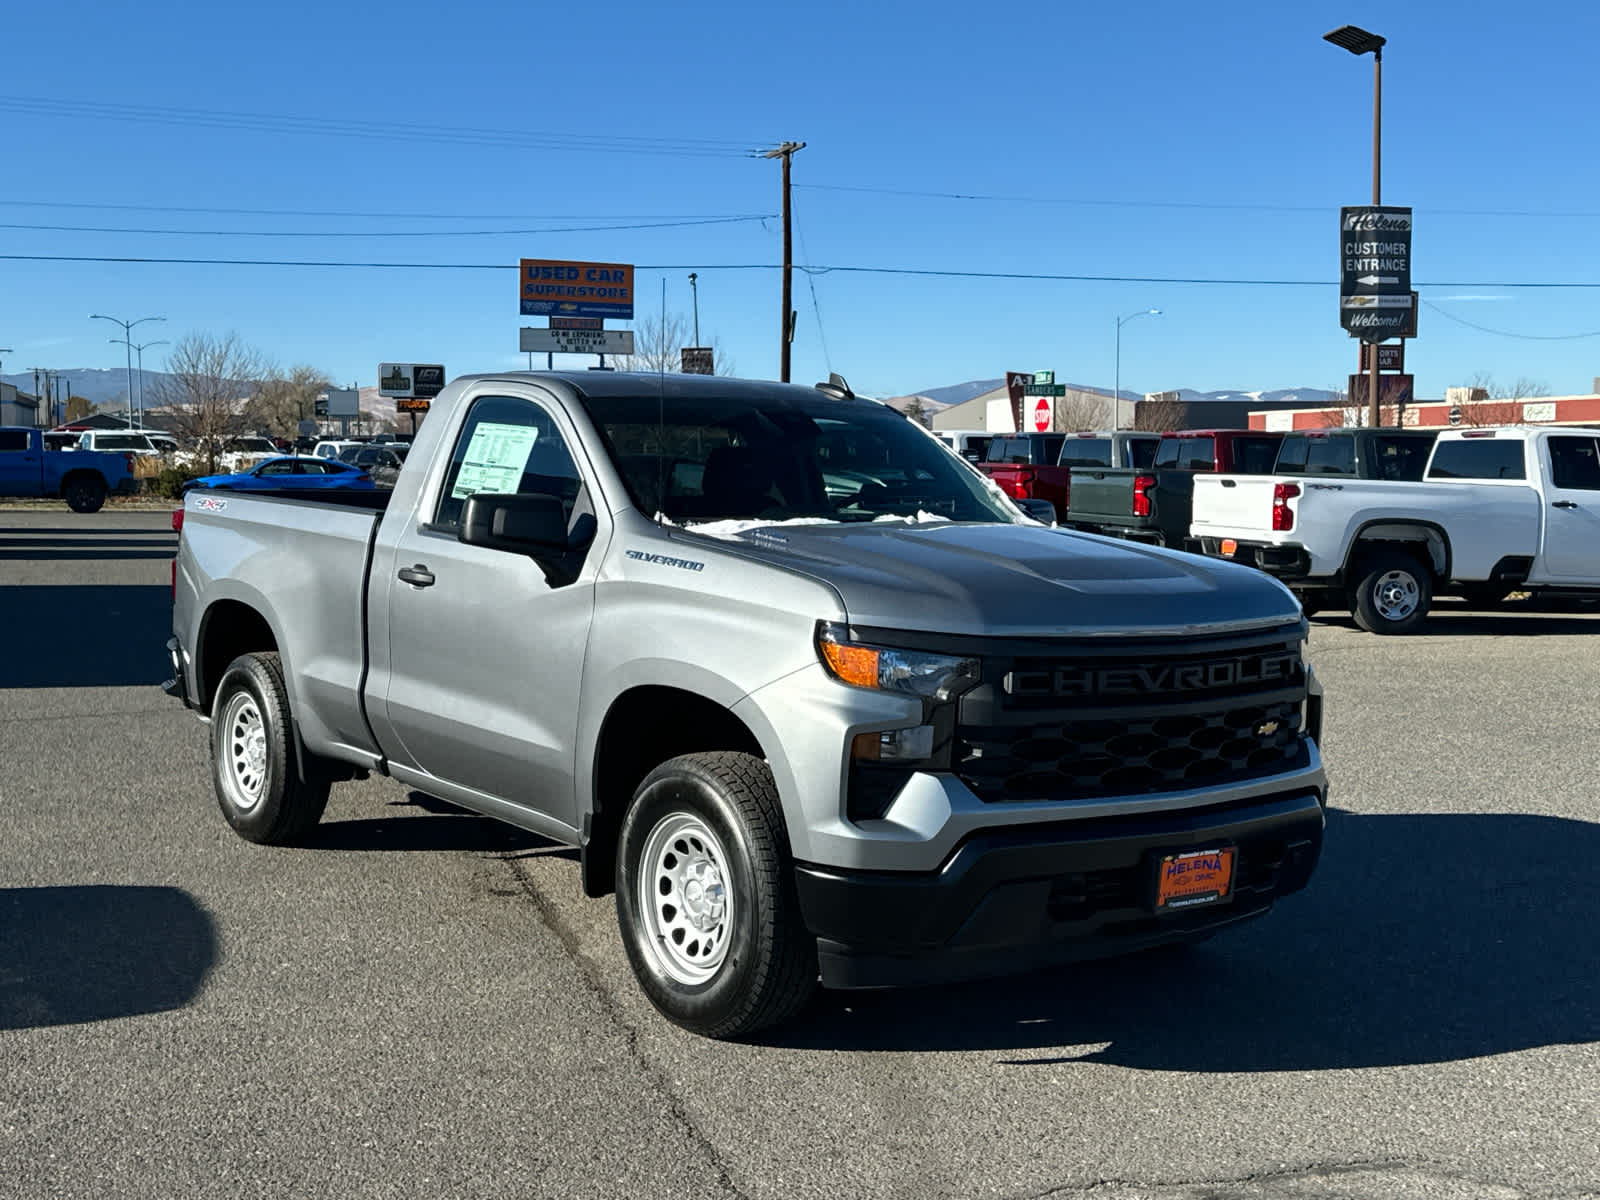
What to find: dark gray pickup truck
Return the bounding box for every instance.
[168,371,1328,1037]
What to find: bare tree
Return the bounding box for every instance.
[1132,396,1188,432]
[610,312,736,376]
[245,364,333,438]
[1457,373,1545,427]
[1053,392,1113,431]
[149,332,271,471]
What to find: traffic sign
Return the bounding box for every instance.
[1032,397,1052,432]
[1032,370,1055,386]
[1024,384,1066,396]
[519,327,635,355]
[520,259,635,319]
[1340,206,1412,342]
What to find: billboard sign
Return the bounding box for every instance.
[1005,371,1031,433]
[379,364,443,399]
[519,259,635,319]
[1359,343,1406,372]
[1340,206,1412,342]
[518,327,635,356]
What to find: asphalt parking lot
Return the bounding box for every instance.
[2,508,1597,1200]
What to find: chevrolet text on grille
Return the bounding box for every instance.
[1005,653,1300,698]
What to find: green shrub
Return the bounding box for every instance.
[149,466,207,499]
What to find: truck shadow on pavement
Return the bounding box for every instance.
[771,807,1599,1069]
[0,885,217,1031]
[1313,599,1600,637]
[0,585,173,687]
[304,792,575,859]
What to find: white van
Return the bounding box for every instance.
[934,429,993,463]
[75,430,178,456]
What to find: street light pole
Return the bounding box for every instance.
[1114,309,1161,431]
[1325,24,1387,429]
[688,272,700,346]
[91,313,165,428]
[132,339,168,427]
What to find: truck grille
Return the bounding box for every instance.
[954,627,1310,804]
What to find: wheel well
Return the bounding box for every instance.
[1347,523,1449,582]
[197,600,278,711]
[58,468,106,492]
[582,686,765,898]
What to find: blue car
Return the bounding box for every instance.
[185,456,376,493]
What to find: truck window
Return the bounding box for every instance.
[1371,435,1433,481]
[1548,436,1600,490]
[993,438,1027,464]
[1274,437,1310,473]
[1058,437,1111,469]
[435,394,583,530]
[1428,439,1527,481]
[0,431,29,453]
[1233,437,1282,475]
[1126,438,1159,469]
[1154,439,1182,469]
[1304,437,1356,475]
[1178,439,1216,471]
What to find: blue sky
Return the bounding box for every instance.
[4,0,1600,402]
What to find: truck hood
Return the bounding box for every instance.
[675,520,1301,638]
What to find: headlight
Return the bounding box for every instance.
[815,622,979,703]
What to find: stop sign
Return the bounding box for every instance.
[1033,398,1051,432]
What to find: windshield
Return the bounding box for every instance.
[580,390,1019,526]
[233,438,277,452]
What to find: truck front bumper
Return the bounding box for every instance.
[794,788,1324,989]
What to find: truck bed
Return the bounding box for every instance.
[177,488,393,762]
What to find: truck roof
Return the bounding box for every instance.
[451,370,882,407]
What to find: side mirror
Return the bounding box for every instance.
[1015,498,1057,526]
[460,493,578,554]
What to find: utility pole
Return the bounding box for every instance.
[761,142,805,382]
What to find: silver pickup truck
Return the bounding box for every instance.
[168,371,1328,1037]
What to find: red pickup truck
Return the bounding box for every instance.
[979,431,1159,520]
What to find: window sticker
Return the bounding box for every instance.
[450,421,539,500]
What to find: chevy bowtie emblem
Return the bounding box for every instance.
[1256,720,1280,737]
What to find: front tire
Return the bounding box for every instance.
[210,652,329,844]
[616,752,817,1038]
[1351,551,1432,634]
[63,476,107,513]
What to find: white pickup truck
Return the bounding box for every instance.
[1190,426,1600,633]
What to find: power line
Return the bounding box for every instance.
[6,251,1600,291]
[1420,299,1600,340]
[0,198,780,221]
[0,214,775,238]
[796,181,1600,220]
[0,94,766,157]
[790,191,832,373]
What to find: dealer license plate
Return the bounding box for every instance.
[1155,847,1235,911]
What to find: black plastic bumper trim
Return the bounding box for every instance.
[795,789,1324,989]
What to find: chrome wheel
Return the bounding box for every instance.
[220,691,268,813]
[1371,568,1421,624]
[637,812,734,985]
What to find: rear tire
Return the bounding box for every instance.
[1351,550,1432,635]
[616,752,817,1038]
[210,652,330,844]
[63,475,107,514]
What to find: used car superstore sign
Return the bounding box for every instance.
[520,258,635,319]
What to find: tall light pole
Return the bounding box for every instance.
[91,313,165,428]
[1114,309,1161,430]
[688,272,701,346]
[1324,24,1386,429]
[132,339,168,427]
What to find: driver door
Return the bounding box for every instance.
[379,390,602,829]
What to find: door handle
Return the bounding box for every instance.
[1552,500,1579,510]
[397,564,436,587]
[1219,478,1237,487]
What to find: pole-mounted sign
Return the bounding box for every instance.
[1339,206,1412,343]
